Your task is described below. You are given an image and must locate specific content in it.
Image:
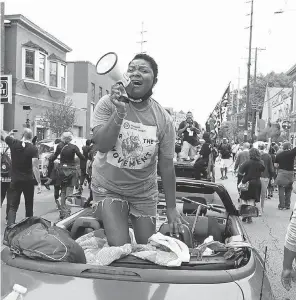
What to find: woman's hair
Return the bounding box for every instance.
[249,148,261,161]
[61,132,73,144]
[132,53,158,82]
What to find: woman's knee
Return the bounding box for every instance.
[131,215,156,244]
[97,198,130,246]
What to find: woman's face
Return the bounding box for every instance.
[126,58,155,99]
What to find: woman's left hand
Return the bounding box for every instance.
[166,207,189,238]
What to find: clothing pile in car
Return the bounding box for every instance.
[75,229,190,267]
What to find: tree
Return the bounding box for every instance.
[218,121,239,142]
[42,97,76,137]
[238,71,293,113]
[257,123,282,142]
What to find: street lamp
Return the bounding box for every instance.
[274,9,296,14]
[23,105,32,128]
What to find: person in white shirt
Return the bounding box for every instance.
[231,141,240,162]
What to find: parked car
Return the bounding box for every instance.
[1,177,274,300]
[37,137,87,179]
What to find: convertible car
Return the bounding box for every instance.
[1,178,274,300]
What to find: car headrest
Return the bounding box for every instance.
[183,196,208,215]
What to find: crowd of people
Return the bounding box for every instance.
[0,128,96,223]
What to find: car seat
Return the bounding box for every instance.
[183,196,208,216]
[70,216,101,239]
[182,215,223,244]
[158,223,193,248]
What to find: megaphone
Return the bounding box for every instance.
[96,52,137,102]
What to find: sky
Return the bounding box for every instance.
[4,0,296,126]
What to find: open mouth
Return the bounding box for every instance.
[132,80,143,86]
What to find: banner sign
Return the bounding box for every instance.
[1,75,12,104]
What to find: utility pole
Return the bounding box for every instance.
[137,22,147,53]
[250,47,257,142]
[250,47,266,142]
[244,0,254,142]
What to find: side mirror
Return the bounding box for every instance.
[239,204,259,218]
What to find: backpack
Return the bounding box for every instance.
[3,216,86,264]
[1,147,11,178]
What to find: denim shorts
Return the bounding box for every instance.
[91,179,158,219]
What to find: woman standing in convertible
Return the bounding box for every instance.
[91,53,184,246]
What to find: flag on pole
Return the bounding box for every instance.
[206,82,231,137]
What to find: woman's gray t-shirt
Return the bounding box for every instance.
[91,95,175,197]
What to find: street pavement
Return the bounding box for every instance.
[1,171,296,299]
[215,168,296,300]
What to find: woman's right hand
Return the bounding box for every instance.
[110,83,127,113]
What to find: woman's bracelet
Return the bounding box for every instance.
[113,116,122,127]
[115,108,127,120]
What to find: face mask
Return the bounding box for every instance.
[128,87,153,103]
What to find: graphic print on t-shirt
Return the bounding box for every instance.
[107,119,158,169]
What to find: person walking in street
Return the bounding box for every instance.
[1,128,42,226]
[258,142,274,215]
[1,130,14,223]
[218,138,232,179]
[231,141,239,162]
[51,132,85,219]
[234,142,250,174]
[267,142,277,198]
[79,139,92,191]
[43,139,63,210]
[274,142,296,210]
[44,138,62,190]
[234,143,250,203]
[281,201,296,291]
[178,111,200,161]
[237,148,265,223]
[91,53,184,246]
[193,132,212,180]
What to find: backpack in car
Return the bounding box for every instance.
[3,216,86,264]
[1,147,11,178]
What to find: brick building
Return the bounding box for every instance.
[66,61,115,138]
[2,14,86,140]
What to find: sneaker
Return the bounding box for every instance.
[278,206,284,210]
[258,210,262,216]
[220,176,224,180]
[284,206,290,210]
[224,176,228,179]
